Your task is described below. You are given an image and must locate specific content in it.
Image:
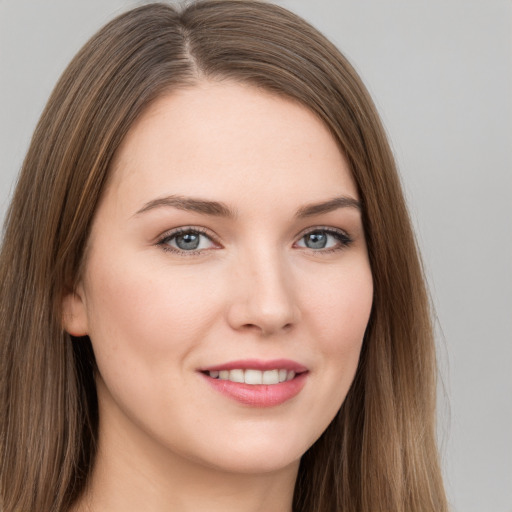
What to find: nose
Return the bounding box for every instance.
[226,249,301,336]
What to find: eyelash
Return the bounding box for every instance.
[295,226,354,254]
[157,226,218,256]
[156,226,354,256]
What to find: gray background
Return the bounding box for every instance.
[1,1,510,511]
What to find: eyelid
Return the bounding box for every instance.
[295,225,351,239]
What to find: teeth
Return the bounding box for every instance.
[229,369,245,383]
[208,369,298,385]
[244,369,263,385]
[262,369,279,385]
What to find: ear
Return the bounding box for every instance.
[61,284,89,337]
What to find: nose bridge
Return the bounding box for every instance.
[228,243,299,335]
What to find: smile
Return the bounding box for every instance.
[200,359,308,407]
[207,369,296,385]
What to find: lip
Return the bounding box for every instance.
[200,359,308,373]
[199,359,308,407]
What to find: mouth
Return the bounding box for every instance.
[204,368,298,385]
[199,359,308,407]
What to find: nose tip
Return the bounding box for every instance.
[228,298,300,336]
[226,258,300,336]
[232,302,299,336]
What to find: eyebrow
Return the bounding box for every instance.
[134,195,237,218]
[134,194,361,219]
[295,196,361,217]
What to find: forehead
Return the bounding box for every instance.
[107,80,358,214]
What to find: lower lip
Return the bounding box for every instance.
[201,372,308,407]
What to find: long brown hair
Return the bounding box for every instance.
[0,1,448,510]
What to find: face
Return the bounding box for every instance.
[63,81,373,475]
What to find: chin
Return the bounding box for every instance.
[194,447,303,476]
[172,424,317,476]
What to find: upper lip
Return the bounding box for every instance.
[199,359,308,373]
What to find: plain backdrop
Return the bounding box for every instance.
[1,1,511,511]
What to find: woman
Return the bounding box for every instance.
[0,1,448,511]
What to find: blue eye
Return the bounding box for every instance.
[159,228,216,253]
[296,229,352,251]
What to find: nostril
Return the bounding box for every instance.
[241,323,262,332]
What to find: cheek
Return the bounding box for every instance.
[304,262,372,398]
[82,254,223,375]
[81,254,229,445]
[307,262,373,352]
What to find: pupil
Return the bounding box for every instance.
[176,232,200,250]
[306,232,327,249]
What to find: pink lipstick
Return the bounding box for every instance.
[199,359,308,407]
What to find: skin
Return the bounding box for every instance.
[63,80,374,512]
